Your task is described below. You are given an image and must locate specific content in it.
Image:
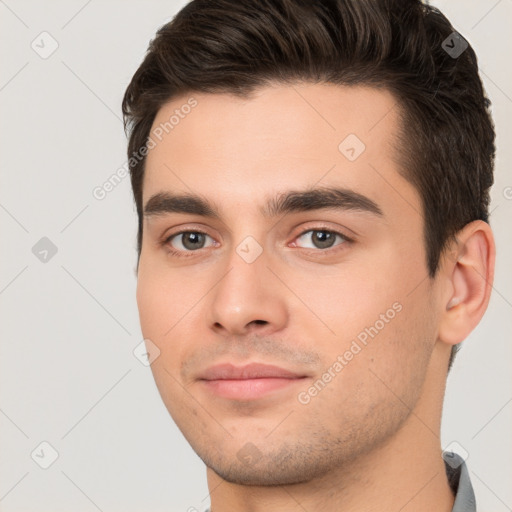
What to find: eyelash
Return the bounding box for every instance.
[161,228,354,259]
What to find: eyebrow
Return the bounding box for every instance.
[143,186,384,220]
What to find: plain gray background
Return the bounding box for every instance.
[0,1,511,511]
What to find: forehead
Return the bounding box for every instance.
[143,83,416,218]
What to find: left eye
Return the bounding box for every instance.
[294,229,348,250]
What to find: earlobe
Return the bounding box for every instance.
[438,220,495,346]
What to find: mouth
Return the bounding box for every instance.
[198,362,309,400]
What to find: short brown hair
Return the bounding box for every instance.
[122,0,496,370]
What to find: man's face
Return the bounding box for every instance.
[137,83,443,485]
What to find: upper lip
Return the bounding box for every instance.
[199,363,306,380]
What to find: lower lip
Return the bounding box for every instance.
[201,377,306,400]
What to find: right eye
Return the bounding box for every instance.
[164,231,217,255]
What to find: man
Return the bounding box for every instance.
[122,0,496,510]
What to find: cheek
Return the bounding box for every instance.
[350,289,436,406]
[136,260,216,388]
[295,258,436,393]
[305,300,435,439]
[136,272,169,340]
[136,258,199,336]
[136,269,197,418]
[286,264,396,343]
[136,264,192,370]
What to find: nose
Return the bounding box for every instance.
[205,243,289,337]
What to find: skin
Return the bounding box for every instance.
[136,83,495,512]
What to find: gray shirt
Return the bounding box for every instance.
[203,451,476,512]
[444,451,477,512]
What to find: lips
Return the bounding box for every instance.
[198,363,308,400]
[200,362,305,380]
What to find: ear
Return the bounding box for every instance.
[437,220,495,346]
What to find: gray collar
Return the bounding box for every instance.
[444,451,477,512]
